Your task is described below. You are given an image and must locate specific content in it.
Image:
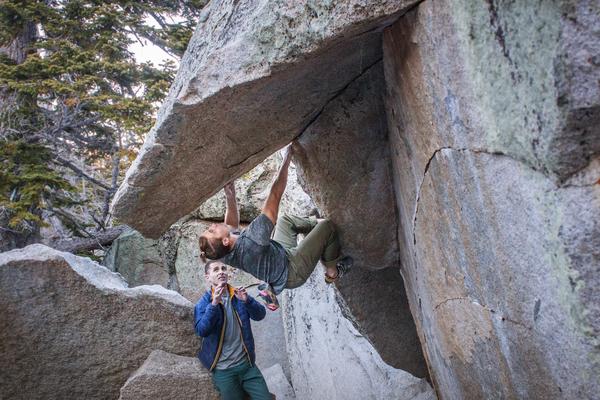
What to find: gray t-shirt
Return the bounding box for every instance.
[223,214,289,294]
[216,294,247,370]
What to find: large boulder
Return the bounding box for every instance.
[111,0,420,238]
[293,62,397,271]
[383,1,600,399]
[292,62,427,377]
[118,350,219,400]
[0,245,198,400]
[103,228,173,289]
[335,266,428,378]
[261,363,295,400]
[105,0,599,399]
[282,264,435,400]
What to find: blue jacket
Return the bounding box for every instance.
[194,285,266,371]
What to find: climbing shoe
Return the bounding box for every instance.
[257,283,280,311]
[325,255,353,284]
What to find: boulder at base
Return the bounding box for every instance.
[262,363,296,400]
[0,245,198,400]
[282,263,435,400]
[118,350,219,400]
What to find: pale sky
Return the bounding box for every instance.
[129,15,183,67]
[130,38,180,68]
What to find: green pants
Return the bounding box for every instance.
[273,214,341,289]
[212,361,271,400]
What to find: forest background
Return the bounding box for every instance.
[0,0,206,254]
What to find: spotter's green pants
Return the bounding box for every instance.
[212,361,271,400]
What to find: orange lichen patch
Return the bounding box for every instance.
[596,178,600,185]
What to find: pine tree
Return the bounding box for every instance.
[0,0,204,251]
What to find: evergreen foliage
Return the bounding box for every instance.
[0,0,204,248]
[0,140,77,228]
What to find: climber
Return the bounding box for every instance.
[198,143,353,309]
[194,260,272,399]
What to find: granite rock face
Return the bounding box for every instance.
[383,1,600,398]
[292,62,428,377]
[282,264,435,400]
[0,245,198,400]
[171,220,210,301]
[293,62,397,271]
[118,350,219,400]
[262,363,295,400]
[103,228,172,288]
[335,266,428,378]
[111,0,419,238]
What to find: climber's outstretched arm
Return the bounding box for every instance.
[262,145,293,224]
[224,182,239,230]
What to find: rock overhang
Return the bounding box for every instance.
[111,0,420,239]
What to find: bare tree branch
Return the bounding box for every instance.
[48,206,93,237]
[51,225,128,253]
[52,156,111,190]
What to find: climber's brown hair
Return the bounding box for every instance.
[199,235,230,261]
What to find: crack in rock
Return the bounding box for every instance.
[412,147,504,248]
[297,57,383,138]
[434,296,533,331]
[410,147,558,333]
[410,146,562,250]
[411,147,599,252]
[433,296,469,311]
[225,145,268,169]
